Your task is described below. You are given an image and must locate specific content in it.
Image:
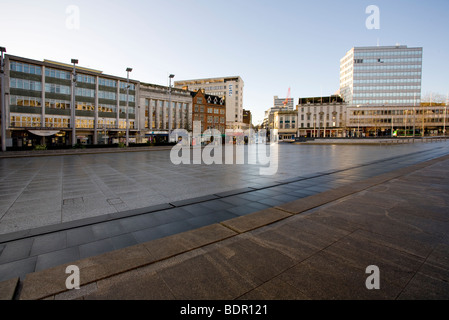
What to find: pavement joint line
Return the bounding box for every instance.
[3,151,449,299]
[0,148,448,245]
[0,146,175,159]
[393,243,437,300]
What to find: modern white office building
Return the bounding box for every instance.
[340,45,423,107]
[174,76,245,130]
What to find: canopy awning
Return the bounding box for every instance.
[28,130,60,137]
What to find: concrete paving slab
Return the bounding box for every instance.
[238,276,311,300]
[84,268,175,300]
[0,277,18,300]
[397,272,449,300]
[20,244,154,300]
[143,224,237,262]
[155,247,263,300]
[221,208,292,234]
[278,251,402,300]
[322,231,425,288]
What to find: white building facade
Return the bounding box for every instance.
[340,45,423,107]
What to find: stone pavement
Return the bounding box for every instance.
[2,152,448,301]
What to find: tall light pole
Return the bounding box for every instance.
[71,59,78,147]
[168,74,175,142]
[404,109,407,137]
[1,47,6,152]
[125,67,132,147]
[444,105,447,137]
[357,105,360,138]
[413,93,416,138]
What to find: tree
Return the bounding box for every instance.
[421,92,448,105]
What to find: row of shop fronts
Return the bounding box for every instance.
[7,128,173,150]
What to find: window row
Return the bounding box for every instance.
[9,115,137,129]
[45,68,71,80]
[206,116,225,124]
[99,104,116,113]
[299,123,338,128]
[10,61,42,75]
[10,95,42,107]
[99,78,117,88]
[354,71,422,77]
[119,106,135,114]
[353,99,420,105]
[77,74,95,84]
[351,109,444,116]
[355,65,421,71]
[205,108,225,114]
[98,91,116,100]
[76,87,95,98]
[354,50,422,57]
[277,123,297,129]
[355,58,422,64]
[119,93,135,103]
[45,83,71,95]
[10,78,42,91]
[46,99,71,109]
[354,86,421,91]
[353,92,420,98]
[120,82,135,91]
[354,78,421,84]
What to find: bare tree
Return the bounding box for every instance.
[421,92,448,104]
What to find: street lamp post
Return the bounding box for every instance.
[444,106,447,136]
[357,105,360,138]
[413,93,416,138]
[71,59,78,147]
[168,74,175,142]
[1,46,6,152]
[125,67,132,147]
[404,109,407,137]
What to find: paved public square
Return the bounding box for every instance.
[0,141,449,295]
[1,142,448,235]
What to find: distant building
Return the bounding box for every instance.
[297,95,347,137]
[243,109,252,129]
[340,45,423,107]
[138,82,192,143]
[274,96,294,110]
[191,89,226,134]
[345,103,448,137]
[273,109,298,140]
[174,76,245,130]
[1,53,194,149]
[4,54,140,147]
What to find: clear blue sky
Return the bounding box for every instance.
[1,0,448,124]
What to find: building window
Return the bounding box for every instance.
[45,68,71,80]
[11,61,42,75]
[45,83,70,95]
[99,78,117,87]
[10,95,42,107]
[98,91,116,100]
[11,78,42,92]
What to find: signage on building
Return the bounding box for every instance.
[229,84,233,97]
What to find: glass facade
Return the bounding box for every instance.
[6,57,191,148]
[340,46,423,106]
